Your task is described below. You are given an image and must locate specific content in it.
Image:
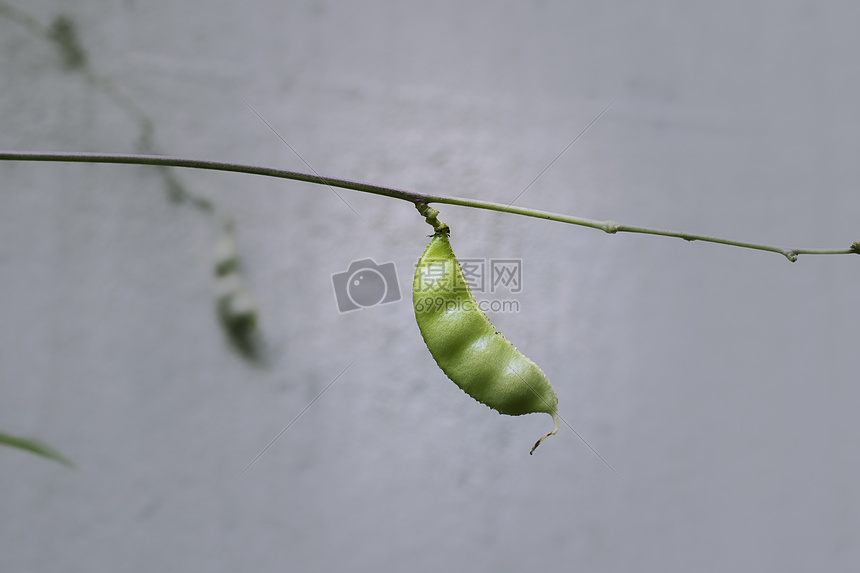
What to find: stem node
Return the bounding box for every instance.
[603,221,620,234]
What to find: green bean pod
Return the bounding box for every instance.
[413,224,559,454]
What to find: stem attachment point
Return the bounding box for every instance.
[415,203,449,234]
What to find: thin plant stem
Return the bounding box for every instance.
[1,150,857,262]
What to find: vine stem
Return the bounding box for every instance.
[2,150,857,261]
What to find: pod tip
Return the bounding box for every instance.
[529,415,560,455]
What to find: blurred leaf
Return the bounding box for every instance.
[48,14,88,69]
[0,431,74,467]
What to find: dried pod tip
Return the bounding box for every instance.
[529,414,560,455]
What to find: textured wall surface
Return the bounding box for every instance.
[2,1,859,571]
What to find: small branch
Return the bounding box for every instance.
[1,150,857,262]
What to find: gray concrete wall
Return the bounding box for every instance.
[2,1,859,571]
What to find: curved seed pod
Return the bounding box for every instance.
[213,217,240,277]
[212,218,259,339]
[214,273,258,331]
[413,223,559,454]
[213,232,240,277]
